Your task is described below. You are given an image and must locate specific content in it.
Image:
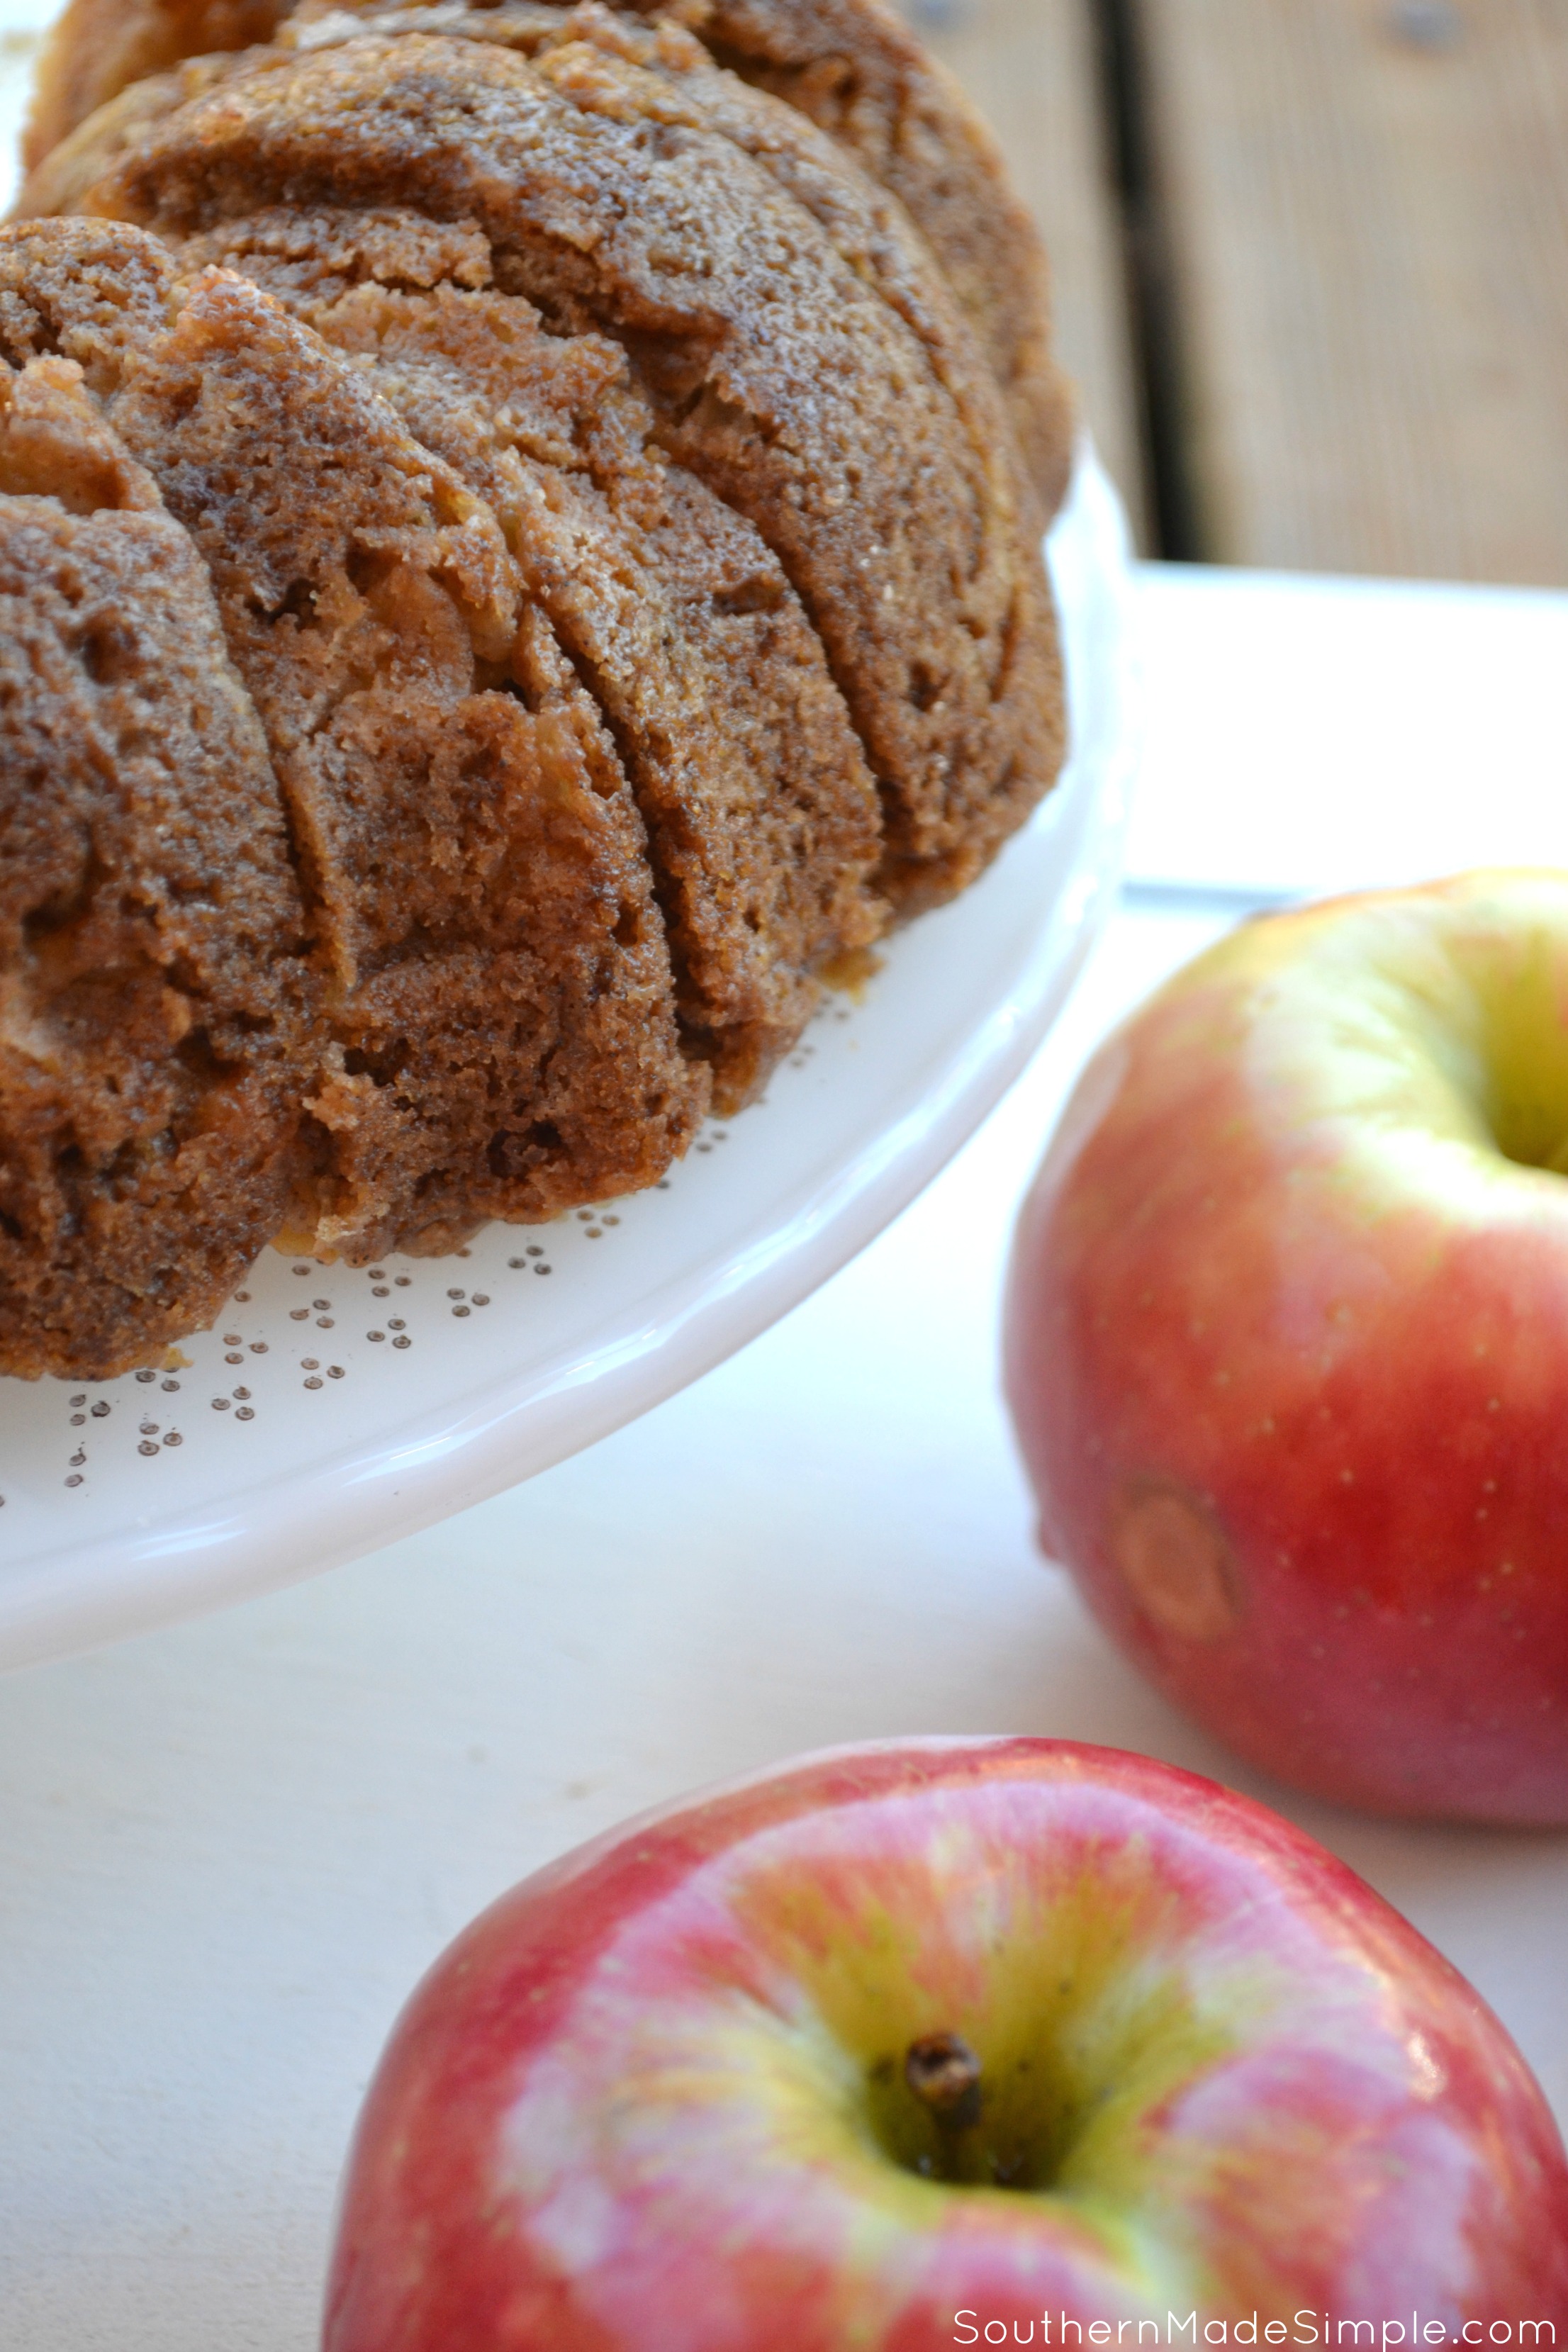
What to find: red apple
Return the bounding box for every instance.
[323,1737,1568,2346]
[1004,870,1568,1824]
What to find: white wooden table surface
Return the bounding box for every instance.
[4,562,1568,2349]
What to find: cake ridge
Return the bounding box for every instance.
[51,31,1057,908]
[0,4,1069,1377]
[17,0,1071,511]
[175,197,889,1104]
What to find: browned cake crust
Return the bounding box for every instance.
[1,217,710,1360]
[1,20,1065,1379]
[38,30,1063,905]
[108,264,711,1255]
[620,0,1074,509]
[0,308,315,1376]
[174,196,887,1104]
[21,0,284,178]
[18,0,1073,513]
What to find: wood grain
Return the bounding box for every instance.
[1134,0,1568,581]
[902,0,1150,544]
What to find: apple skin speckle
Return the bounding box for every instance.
[321,1739,1568,2346]
[1006,872,1568,1824]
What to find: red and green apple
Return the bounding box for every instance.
[322,1737,1568,2346]
[1005,870,1568,1822]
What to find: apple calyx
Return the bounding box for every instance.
[905,2031,982,2125]
[896,2030,1040,2190]
[323,1738,1568,2345]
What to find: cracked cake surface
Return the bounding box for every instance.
[21,0,1073,508]
[1,3,1070,1379]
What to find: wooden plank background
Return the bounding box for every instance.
[917,0,1568,584]
[1134,0,1568,581]
[7,0,1568,581]
[907,0,1152,547]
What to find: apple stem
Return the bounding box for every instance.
[905,2032,983,2146]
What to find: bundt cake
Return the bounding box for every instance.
[1,0,1071,1381]
[19,0,1075,508]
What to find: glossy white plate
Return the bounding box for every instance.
[0,447,1137,1671]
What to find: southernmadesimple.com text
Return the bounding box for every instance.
[953,2317,1557,2347]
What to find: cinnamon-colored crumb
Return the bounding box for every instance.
[0,9,1067,1378]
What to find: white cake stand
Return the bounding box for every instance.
[0,446,1138,1671]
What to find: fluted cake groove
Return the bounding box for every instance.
[1,0,1070,1379]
